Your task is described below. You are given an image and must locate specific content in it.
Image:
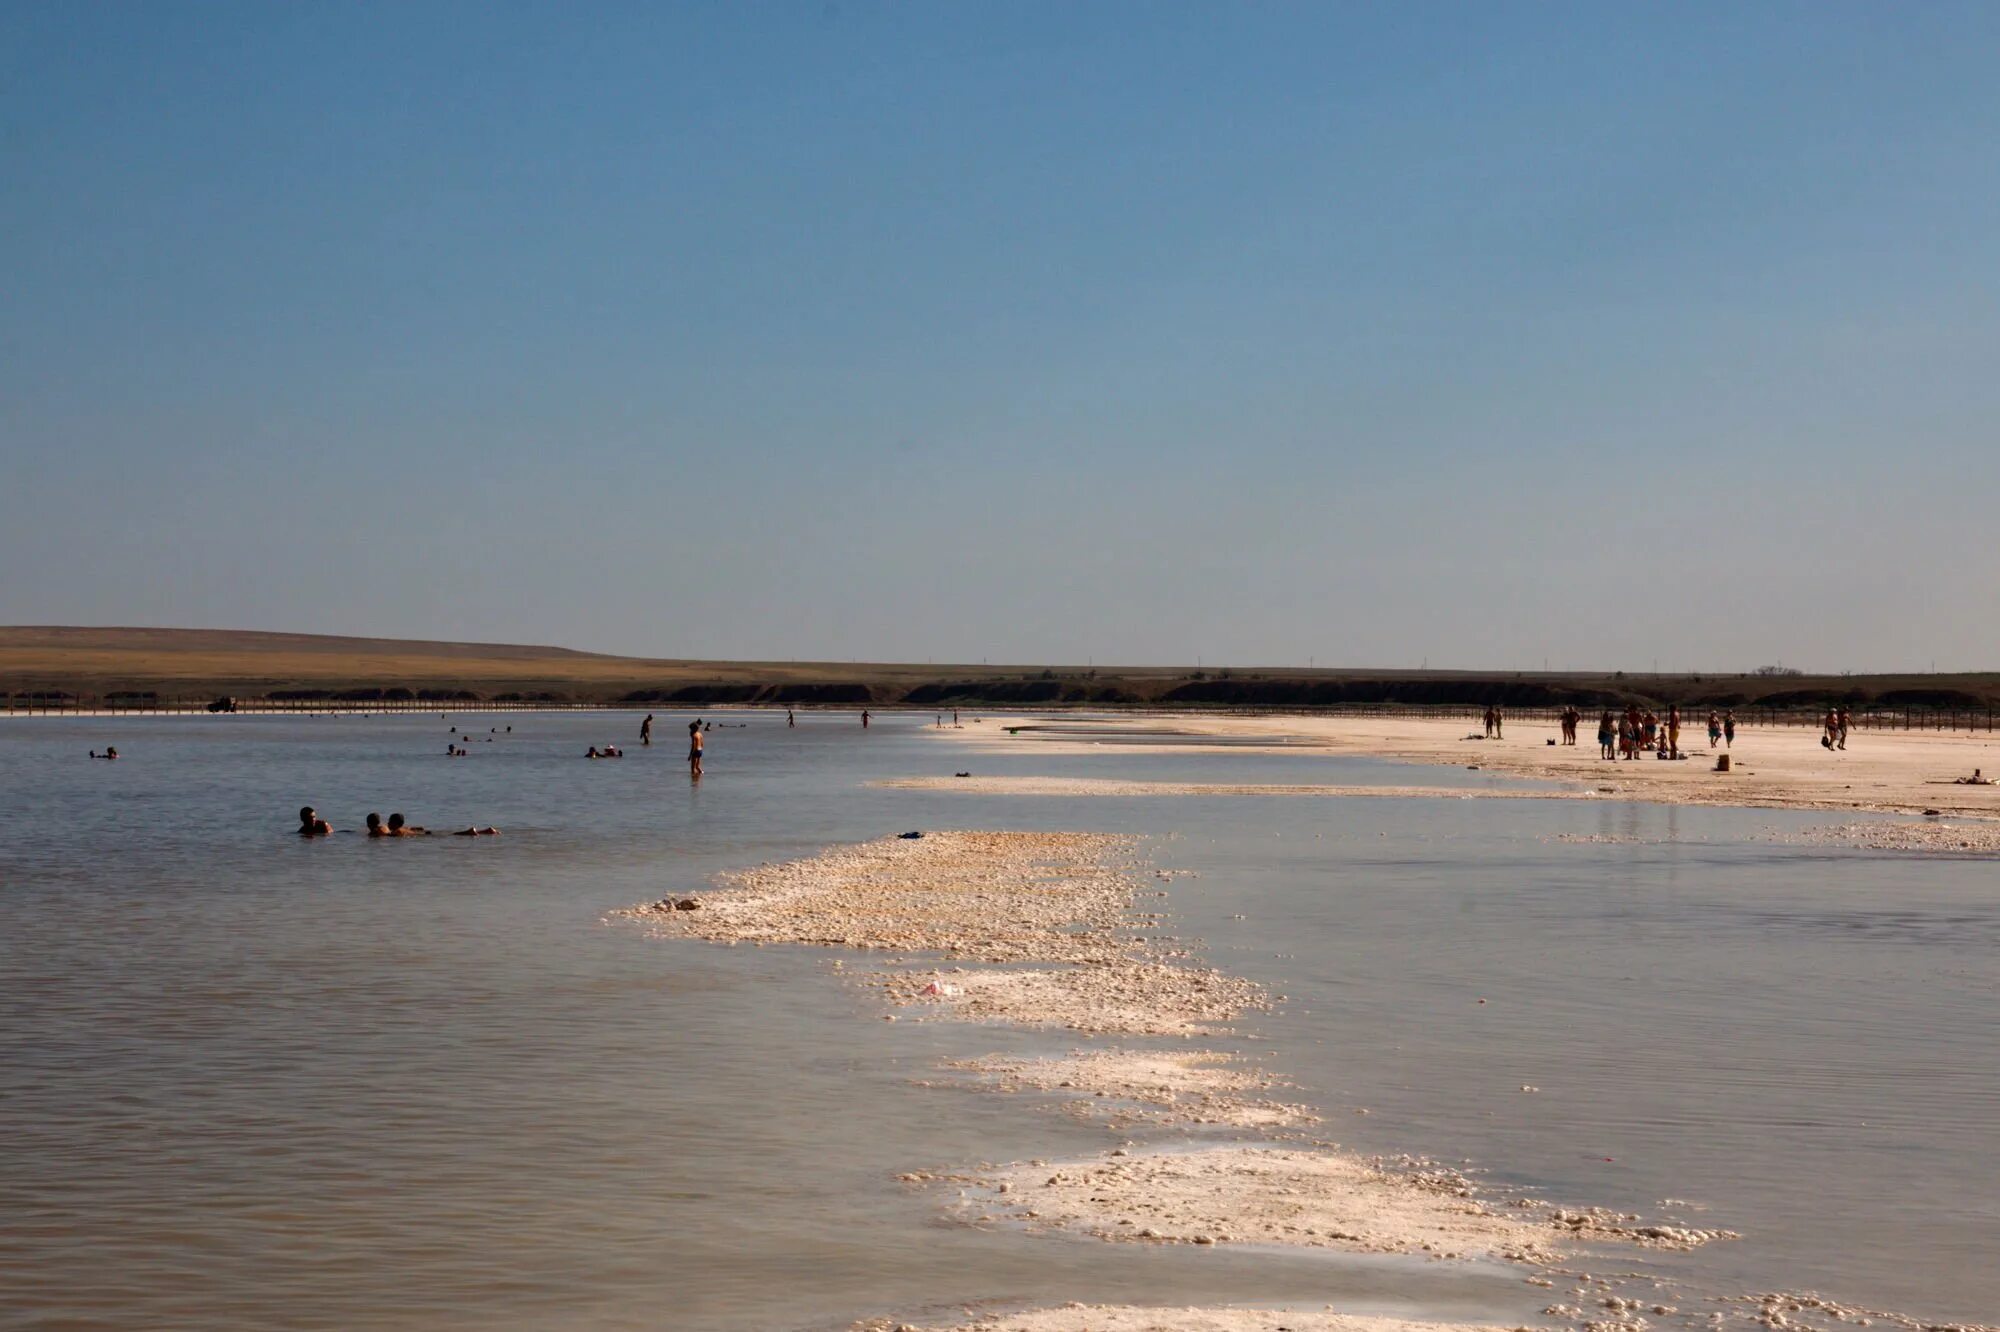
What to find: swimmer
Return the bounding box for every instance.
[365,812,389,838]
[451,825,501,836]
[688,721,704,778]
[861,709,871,729]
[297,806,332,837]
[641,713,653,746]
[387,812,427,835]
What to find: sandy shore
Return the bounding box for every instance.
[939,715,2000,820]
[876,776,1594,801]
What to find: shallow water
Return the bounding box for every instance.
[1,713,1994,1328]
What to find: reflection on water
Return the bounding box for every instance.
[1,713,1995,1328]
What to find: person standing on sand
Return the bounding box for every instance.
[1481,706,1494,738]
[1708,711,1722,748]
[1492,707,1503,739]
[641,713,653,746]
[1667,705,1681,759]
[1838,706,1851,750]
[1723,710,1736,747]
[1598,710,1615,760]
[688,721,704,778]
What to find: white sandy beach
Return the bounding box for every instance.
[936,713,2000,822]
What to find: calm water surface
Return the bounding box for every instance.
[1,713,1994,1329]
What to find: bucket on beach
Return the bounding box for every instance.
[1715,754,1731,772]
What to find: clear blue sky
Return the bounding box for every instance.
[4,2,1996,672]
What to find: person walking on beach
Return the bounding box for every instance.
[1482,706,1495,738]
[1823,706,1840,750]
[1838,706,1851,750]
[787,708,795,728]
[641,713,653,746]
[1708,710,1722,748]
[1492,706,1503,739]
[688,721,704,778]
[1598,710,1615,760]
[1723,710,1736,747]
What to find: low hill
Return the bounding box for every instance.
[2,626,1997,712]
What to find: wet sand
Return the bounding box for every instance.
[939,715,2000,822]
[939,1049,1320,1129]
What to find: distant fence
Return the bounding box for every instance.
[0,696,613,716]
[8,694,2000,732]
[1221,703,2000,732]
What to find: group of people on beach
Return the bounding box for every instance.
[1822,706,1853,750]
[298,806,498,838]
[1590,705,1736,761]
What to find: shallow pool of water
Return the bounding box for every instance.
[2,712,1993,1328]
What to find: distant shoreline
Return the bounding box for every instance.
[7,625,2000,716]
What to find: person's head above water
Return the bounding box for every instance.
[365,812,384,835]
[387,812,406,832]
[299,806,316,827]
